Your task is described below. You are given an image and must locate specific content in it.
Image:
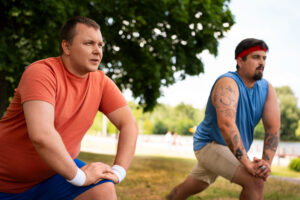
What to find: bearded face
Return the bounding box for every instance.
[253,65,264,80]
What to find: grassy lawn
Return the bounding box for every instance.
[271,165,300,178]
[78,152,300,200]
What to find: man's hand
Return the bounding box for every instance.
[80,162,117,186]
[110,172,119,184]
[244,160,257,176]
[253,157,271,181]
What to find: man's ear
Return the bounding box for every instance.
[61,40,71,56]
[236,57,244,69]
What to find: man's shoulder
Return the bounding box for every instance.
[29,57,60,66]
[25,57,61,73]
[215,71,238,85]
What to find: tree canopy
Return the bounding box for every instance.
[0,0,234,117]
[275,86,300,141]
[254,86,300,141]
[90,101,205,135]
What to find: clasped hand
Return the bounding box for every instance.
[252,157,271,181]
[80,162,119,186]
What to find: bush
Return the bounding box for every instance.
[175,119,194,135]
[289,158,300,172]
[153,120,168,135]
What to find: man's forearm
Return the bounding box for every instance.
[114,124,138,170]
[30,129,78,180]
[223,128,251,167]
[262,130,279,164]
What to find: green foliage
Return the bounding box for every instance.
[107,121,118,134]
[254,86,300,141]
[0,0,235,116]
[132,101,204,135]
[275,86,300,141]
[88,111,117,135]
[143,118,154,134]
[153,119,168,134]
[88,111,102,133]
[296,120,300,139]
[289,158,300,172]
[254,120,265,139]
[175,118,195,135]
[88,101,204,135]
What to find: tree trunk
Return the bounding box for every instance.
[0,71,9,118]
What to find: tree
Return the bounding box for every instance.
[173,102,204,134]
[148,102,204,135]
[153,119,169,135]
[275,86,300,141]
[296,120,300,140]
[0,0,234,117]
[254,120,265,140]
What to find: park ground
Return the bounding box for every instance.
[80,134,300,200]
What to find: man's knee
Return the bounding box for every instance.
[75,182,117,200]
[167,176,209,200]
[242,177,265,193]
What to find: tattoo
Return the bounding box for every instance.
[225,137,234,152]
[264,131,279,152]
[233,134,239,145]
[220,109,235,118]
[225,132,238,152]
[226,85,233,93]
[235,148,243,160]
[263,151,270,161]
[213,84,238,119]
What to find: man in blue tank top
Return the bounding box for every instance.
[167,38,280,200]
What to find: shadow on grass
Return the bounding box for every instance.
[78,151,300,200]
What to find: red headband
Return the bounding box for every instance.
[236,45,267,59]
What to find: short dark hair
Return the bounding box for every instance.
[235,38,269,70]
[59,16,100,55]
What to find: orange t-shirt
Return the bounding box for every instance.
[0,57,127,193]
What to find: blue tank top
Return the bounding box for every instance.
[193,71,269,151]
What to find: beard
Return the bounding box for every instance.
[253,65,264,80]
[253,72,263,80]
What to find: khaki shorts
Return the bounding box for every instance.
[190,141,240,184]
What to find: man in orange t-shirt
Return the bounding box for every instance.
[0,16,138,199]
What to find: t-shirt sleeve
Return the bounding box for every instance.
[99,76,128,115]
[17,63,56,105]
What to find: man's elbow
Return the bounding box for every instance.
[28,129,54,149]
[119,120,139,136]
[264,120,280,135]
[218,121,235,135]
[132,120,139,136]
[265,126,280,136]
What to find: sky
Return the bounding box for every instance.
[126,0,300,109]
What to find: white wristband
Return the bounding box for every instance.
[67,168,86,187]
[112,165,126,183]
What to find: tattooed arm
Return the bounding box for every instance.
[212,77,255,175]
[262,83,280,164]
[254,83,280,180]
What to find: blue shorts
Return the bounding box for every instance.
[0,159,113,200]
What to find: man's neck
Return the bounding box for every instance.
[60,55,88,77]
[237,71,256,89]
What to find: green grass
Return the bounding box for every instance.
[271,165,300,178]
[78,152,300,200]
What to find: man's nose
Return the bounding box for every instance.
[93,45,102,54]
[259,57,265,66]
